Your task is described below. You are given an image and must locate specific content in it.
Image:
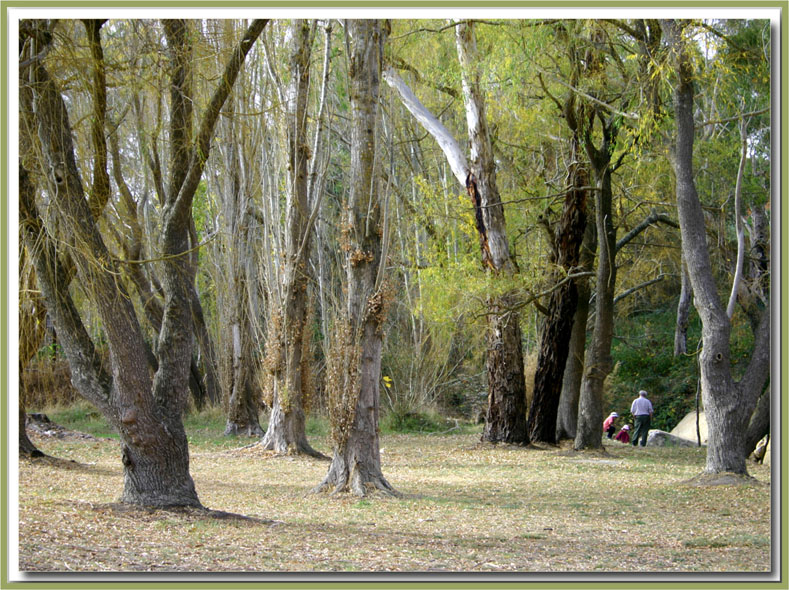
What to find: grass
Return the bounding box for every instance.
[17,409,772,574]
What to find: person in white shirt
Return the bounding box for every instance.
[629,390,653,447]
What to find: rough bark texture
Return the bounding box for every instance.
[555,221,595,441]
[744,386,770,457]
[481,295,528,444]
[662,19,770,476]
[261,20,322,456]
[315,19,397,496]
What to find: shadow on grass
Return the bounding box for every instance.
[22,454,117,477]
[91,502,283,526]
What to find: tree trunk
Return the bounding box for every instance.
[574,112,618,451]
[456,21,528,445]
[527,154,587,444]
[260,20,323,457]
[315,19,397,496]
[481,295,528,444]
[744,386,770,457]
[21,18,266,505]
[555,220,595,441]
[662,19,770,476]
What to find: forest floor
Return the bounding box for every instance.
[16,411,772,576]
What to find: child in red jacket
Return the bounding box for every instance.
[614,424,631,444]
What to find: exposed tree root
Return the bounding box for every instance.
[311,460,401,498]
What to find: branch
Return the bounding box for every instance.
[168,19,268,229]
[613,275,666,305]
[699,107,769,127]
[726,117,748,319]
[616,210,678,252]
[383,64,469,187]
[390,56,460,99]
[536,66,640,121]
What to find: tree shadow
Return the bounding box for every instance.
[21,454,117,477]
[91,502,283,526]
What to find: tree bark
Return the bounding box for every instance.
[744,386,770,457]
[315,19,397,496]
[662,19,770,476]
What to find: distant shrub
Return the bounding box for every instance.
[380,405,448,434]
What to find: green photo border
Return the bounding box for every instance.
[1,2,785,588]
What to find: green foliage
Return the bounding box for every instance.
[607,307,701,432]
[379,405,453,434]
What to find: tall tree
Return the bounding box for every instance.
[385,20,528,445]
[260,20,325,456]
[314,19,398,495]
[21,18,267,505]
[661,19,770,476]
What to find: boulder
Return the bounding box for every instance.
[670,411,707,444]
[646,429,701,448]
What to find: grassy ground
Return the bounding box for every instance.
[17,407,771,573]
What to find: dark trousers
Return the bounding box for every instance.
[632,415,651,446]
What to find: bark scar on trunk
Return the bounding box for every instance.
[466,172,495,271]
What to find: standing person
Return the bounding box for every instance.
[603,412,619,439]
[630,390,653,447]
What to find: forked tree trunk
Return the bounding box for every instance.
[314,19,397,496]
[662,19,770,476]
[260,20,323,457]
[574,136,616,450]
[21,18,266,505]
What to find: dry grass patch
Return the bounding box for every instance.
[17,427,771,573]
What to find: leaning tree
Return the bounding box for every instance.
[661,19,770,476]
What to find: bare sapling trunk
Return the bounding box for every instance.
[314,19,398,496]
[674,255,692,356]
[260,20,324,457]
[661,19,770,477]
